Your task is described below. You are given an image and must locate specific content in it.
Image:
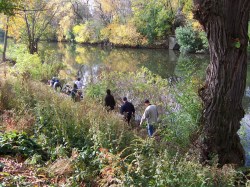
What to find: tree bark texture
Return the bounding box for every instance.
[24,11,38,54]
[193,0,250,166]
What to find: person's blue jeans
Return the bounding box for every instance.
[147,124,154,137]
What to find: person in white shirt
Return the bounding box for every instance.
[75,78,83,90]
[140,99,158,137]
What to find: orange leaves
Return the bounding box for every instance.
[98,147,123,186]
[99,147,113,164]
[2,110,35,133]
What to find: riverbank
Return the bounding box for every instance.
[0,62,249,186]
[42,38,169,49]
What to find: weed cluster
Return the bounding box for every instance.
[0,131,47,160]
[0,66,245,185]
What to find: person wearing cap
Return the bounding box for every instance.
[120,97,135,124]
[140,99,158,137]
[105,89,116,111]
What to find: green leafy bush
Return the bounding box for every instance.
[7,44,64,81]
[85,83,107,100]
[162,56,206,149]
[132,0,175,43]
[164,81,202,149]
[175,25,208,53]
[0,131,47,159]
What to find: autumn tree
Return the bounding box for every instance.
[4,0,60,54]
[50,0,91,41]
[69,0,91,22]
[132,0,177,43]
[92,0,132,25]
[0,0,22,61]
[193,0,250,166]
[21,0,61,54]
[0,0,21,15]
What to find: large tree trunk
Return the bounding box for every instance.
[193,0,250,166]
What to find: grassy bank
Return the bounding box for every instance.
[0,61,247,186]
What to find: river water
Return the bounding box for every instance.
[2,40,250,166]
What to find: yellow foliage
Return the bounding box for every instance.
[73,22,101,43]
[8,16,26,40]
[186,12,203,31]
[55,1,75,41]
[75,55,87,65]
[0,15,7,29]
[100,0,114,13]
[192,21,202,30]
[187,12,193,20]
[100,23,148,46]
[182,0,193,15]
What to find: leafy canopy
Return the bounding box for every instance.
[0,0,22,15]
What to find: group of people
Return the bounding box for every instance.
[49,77,83,102]
[49,78,158,137]
[105,89,158,137]
[49,77,62,91]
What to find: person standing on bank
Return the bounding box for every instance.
[75,78,83,99]
[140,99,158,137]
[71,83,78,102]
[75,78,83,90]
[120,97,135,124]
[105,89,116,111]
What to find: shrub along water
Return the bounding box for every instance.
[175,24,208,53]
[7,44,64,81]
[84,65,203,151]
[84,67,170,118]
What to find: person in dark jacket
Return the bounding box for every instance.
[71,84,78,102]
[105,89,116,111]
[49,77,62,91]
[120,97,135,124]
